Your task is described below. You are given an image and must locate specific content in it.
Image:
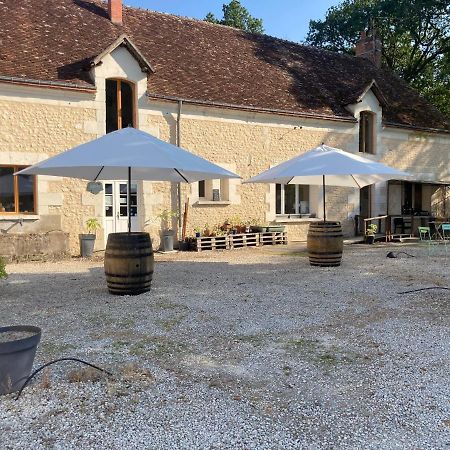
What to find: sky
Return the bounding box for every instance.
[123,0,339,43]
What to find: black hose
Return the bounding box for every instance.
[398,287,450,295]
[15,357,113,400]
[386,251,415,258]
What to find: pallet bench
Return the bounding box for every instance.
[194,232,287,252]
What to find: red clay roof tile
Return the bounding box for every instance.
[0,0,449,131]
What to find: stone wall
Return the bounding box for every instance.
[1,46,450,254]
[0,231,69,262]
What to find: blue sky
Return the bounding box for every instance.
[123,1,339,43]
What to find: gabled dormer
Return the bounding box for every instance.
[345,80,387,155]
[88,35,154,134]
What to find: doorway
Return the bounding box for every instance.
[103,181,139,240]
[358,185,372,234]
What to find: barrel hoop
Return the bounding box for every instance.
[105,251,153,257]
[308,251,342,256]
[105,272,153,279]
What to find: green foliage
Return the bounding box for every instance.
[366,223,378,235]
[156,209,178,230]
[204,0,264,34]
[86,218,101,234]
[0,256,7,280]
[305,0,450,116]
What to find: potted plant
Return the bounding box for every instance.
[157,209,178,252]
[365,223,377,244]
[79,218,101,257]
[193,227,201,238]
[266,224,286,232]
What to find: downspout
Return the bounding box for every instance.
[176,100,183,236]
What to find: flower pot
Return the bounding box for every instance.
[0,325,41,395]
[179,240,189,251]
[162,230,174,252]
[266,226,285,232]
[195,232,201,238]
[251,226,265,233]
[365,235,375,244]
[79,234,96,257]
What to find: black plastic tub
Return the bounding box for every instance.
[0,325,41,395]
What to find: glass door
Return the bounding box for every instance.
[103,181,139,240]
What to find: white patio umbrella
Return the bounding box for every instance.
[18,127,239,232]
[245,144,411,221]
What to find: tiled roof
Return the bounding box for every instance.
[1,0,449,131]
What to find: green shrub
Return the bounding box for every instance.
[0,257,7,280]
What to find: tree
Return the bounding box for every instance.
[204,0,264,34]
[305,0,450,116]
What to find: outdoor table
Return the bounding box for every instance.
[428,221,449,240]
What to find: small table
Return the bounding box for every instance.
[428,221,447,240]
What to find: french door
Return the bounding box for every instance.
[103,181,139,240]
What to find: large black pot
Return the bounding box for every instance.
[0,325,41,395]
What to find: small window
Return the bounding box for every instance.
[198,180,206,198]
[106,79,135,133]
[196,178,230,202]
[0,166,36,214]
[276,184,310,216]
[359,111,375,154]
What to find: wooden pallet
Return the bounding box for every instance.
[194,232,288,252]
[259,231,288,246]
[195,236,228,252]
[228,233,259,249]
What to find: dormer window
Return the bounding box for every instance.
[359,111,375,154]
[106,79,135,133]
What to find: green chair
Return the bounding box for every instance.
[441,224,450,253]
[418,226,439,255]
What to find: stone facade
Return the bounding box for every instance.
[1,46,449,256]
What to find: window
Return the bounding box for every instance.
[198,180,206,198]
[276,184,310,216]
[106,79,135,133]
[0,166,36,214]
[359,111,375,154]
[196,179,230,202]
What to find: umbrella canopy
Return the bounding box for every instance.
[17,127,238,182]
[18,127,240,232]
[246,144,410,188]
[245,144,411,221]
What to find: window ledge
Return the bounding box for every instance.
[0,215,39,221]
[275,217,321,223]
[194,200,231,206]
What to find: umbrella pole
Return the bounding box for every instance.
[323,175,326,222]
[128,167,131,233]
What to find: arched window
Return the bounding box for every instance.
[106,79,135,133]
[359,111,375,154]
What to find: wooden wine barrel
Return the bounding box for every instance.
[307,221,344,267]
[104,232,154,295]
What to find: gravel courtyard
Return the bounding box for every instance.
[0,244,449,449]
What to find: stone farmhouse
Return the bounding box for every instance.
[1,0,449,258]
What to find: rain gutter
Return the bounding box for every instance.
[383,121,450,135]
[147,92,357,124]
[0,76,96,93]
[176,100,183,235]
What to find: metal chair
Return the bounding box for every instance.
[441,224,450,253]
[418,226,439,255]
[393,217,411,235]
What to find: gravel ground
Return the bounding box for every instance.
[0,243,449,449]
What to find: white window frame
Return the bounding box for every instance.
[276,184,310,216]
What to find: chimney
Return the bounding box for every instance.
[108,0,122,25]
[355,30,382,67]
